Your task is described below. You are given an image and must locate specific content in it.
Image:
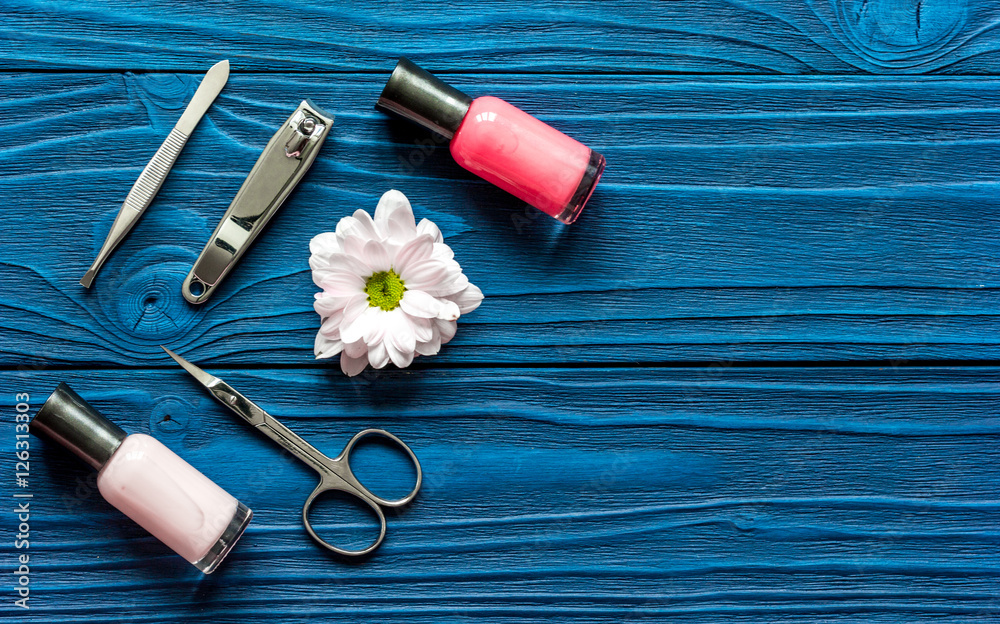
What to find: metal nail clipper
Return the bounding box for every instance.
[80,60,230,288]
[181,100,333,304]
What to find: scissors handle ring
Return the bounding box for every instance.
[300,428,421,557]
[302,482,387,557]
[337,428,423,507]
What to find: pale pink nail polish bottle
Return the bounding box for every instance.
[31,383,251,573]
[376,57,605,224]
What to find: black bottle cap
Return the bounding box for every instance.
[375,57,473,140]
[30,383,127,471]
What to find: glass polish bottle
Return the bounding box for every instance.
[376,57,605,224]
[30,383,251,573]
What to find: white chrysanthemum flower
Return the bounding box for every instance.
[309,190,483,376]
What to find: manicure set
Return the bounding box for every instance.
[32,58,606,571]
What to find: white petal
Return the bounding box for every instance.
[334,216,363,240]
[319,310,345,337]
[430,242,454,261]
[446,283,484,314]
[361,239,392,273]
[422,271,469,297]
[435,318,458,344]
[310,264,327,287]
[352,209,379,238]
[322,252,371,276]
[343,295,369,323]
[368,341,390,368]
[309,231,342,258]
[410,316,433,342]
[415,330,441,356]
[399,258,449,290]
[314,292,352,317]
[374,190,416,235]
[336,300,371,345]
[386,217,414,246]
[341,306,379,345]
[385,340,415,368]
[340,352,369,376]
[317,294,364,326]
[344,339,368,358]
[384,308,416,356]
[416,218,443,243]
[317,270,365,295]
[436,299,460,321]
[336,212,378,241]
[314,332,344,359]
[363,308,387,346]
[399,289,441,319]
[341,234,367,259]
[392,234,434,276]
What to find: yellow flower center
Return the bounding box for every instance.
[365,270,406,311]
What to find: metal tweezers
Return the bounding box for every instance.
[80,60,230,288]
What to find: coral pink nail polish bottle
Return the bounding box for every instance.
[376,57,605,224]
[31,383,251,573]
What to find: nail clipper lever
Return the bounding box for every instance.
[181,100,333,304]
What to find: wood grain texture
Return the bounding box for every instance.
[3,0,1000,74]
[1,366,998,622]
[0,73,996,366]
[1,2,998,622]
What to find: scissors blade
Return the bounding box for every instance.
[161,346,338,476]
[80,60,229,288]
[160,345,267,427]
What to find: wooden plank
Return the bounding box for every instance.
[2,366,997,621]
[0,73,997,366]
[2,0,1000,74]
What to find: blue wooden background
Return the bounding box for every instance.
[1,1,998,622]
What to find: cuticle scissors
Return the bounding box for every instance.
[161,346,421,557]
